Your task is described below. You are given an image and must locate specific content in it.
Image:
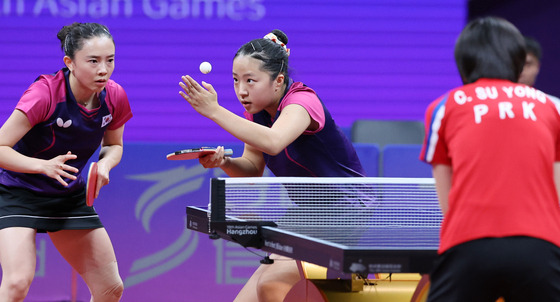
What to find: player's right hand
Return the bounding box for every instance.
[44,151,79,186]
[179,75,219,118]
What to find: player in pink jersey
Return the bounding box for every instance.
[0,23,132,301]
[420,17,560,301]
[180,29,365,302]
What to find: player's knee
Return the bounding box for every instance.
[256,279,292,302]
[2,273,34,301]
[90,278,123,302]
[102,279,124,300]
[82,261,123,301]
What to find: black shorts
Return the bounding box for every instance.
[0,184,103,233]
[427,237,560,302]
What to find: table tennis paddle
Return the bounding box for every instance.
[166,147,233,161]
[86,162,98,207]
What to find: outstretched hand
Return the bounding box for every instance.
[179,75,219,118]
[44,151,79,186]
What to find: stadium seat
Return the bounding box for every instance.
[351,120,426,175]
[382,144,432,177]
[350,119,425,147]
[353,143,380,177]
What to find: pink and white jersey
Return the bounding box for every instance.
[0,68,133,195]
[420,78,560,253]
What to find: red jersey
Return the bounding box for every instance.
[420,78,560,253]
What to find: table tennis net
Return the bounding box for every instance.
[209,177,442,248]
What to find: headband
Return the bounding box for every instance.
[264,33,291,56]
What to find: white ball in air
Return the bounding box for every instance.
[199,61,212,74]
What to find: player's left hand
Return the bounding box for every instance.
[93,160,111,198]
[179,75,219,118]
[198,146,228,169]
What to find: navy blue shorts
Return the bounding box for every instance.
[427,237,560,302]
[0,184,103,233]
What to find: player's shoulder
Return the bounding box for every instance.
[546,94,560,103]
[430,79,499,107]
[429,90,453,108]
[286,82,317,97]
[544,94,560,116]
[24,70,66,101]
[424,85,463,117]
[282,81,320,106]
[33,69,65,87]
[105,79,124,92]
[104,79,128,100]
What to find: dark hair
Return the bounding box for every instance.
[454,17,526,84]
[524,35,542,61]
[57,22,113,59]
[234,29,290,84]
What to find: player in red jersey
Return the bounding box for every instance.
[420,17,560,301]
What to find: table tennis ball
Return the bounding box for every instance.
[199,61,212,74]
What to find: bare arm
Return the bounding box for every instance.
[179,75,311,155]
[0,110,78,186]
[93,125,125,197]
[432,164,452,215]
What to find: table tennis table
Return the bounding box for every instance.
[186,177,443,301]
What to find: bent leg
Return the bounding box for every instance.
[257,256,300,302]
[235,254,300,302]
[234,263,267,302]
[0,227,37,302]
[49,228,123,302]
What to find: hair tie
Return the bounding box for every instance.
[264,33,290,56]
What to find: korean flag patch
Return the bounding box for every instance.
[102,114,113,128]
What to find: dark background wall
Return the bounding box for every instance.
[469,0,560,97]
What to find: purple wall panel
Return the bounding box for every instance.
[0,0,465,143]
[0,2,465,299]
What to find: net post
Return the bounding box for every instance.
[210,178,226,222]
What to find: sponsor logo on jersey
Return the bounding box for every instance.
[56,118,72,128]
